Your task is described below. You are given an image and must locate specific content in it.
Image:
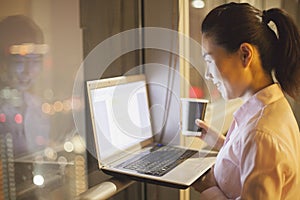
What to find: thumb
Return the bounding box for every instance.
[195,119,209,132]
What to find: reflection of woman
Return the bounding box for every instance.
[0,15,49,156]
[194,3,300,199]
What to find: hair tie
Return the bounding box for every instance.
[262,10,271,24]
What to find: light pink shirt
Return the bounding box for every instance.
[201,84,300,200]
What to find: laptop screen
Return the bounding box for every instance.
[88,75,153,160]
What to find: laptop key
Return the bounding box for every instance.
[123,146,197,176]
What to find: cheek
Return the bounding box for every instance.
[209,64,223,81]
[222,78,247,99]
[216,72,239,99]
[28,67,41,77]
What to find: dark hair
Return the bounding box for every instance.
[0,15,44,59]
[201,2,300,99]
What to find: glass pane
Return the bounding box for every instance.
[0,1,86,199]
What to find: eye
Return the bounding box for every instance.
[205,58,216,67]
[14,63,25,73]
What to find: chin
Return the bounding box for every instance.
[221,95,229,100]
[218,88,229,100]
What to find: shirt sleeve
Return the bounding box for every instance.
[239,130,289,200]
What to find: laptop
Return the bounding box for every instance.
[86,74,216,189]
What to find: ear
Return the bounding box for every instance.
[239,43,253,68]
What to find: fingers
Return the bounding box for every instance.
[195,119,209,131]
[195,119,208,139]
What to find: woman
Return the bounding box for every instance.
[193,2,300,200]
[0,15,49,156]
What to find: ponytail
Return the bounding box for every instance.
[264,9,300,99]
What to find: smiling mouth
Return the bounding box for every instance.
[215,82,221,88]
[17,78,33,87]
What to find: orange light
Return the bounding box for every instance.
[42,103,51,114]
[53,101,63,112]
[19,45,28,55]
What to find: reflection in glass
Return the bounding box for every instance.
[0,14,87,199]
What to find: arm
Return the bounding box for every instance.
[239,131,288,199]
[192,131,287,200]
[192,167,229,200]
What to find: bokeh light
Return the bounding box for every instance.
[14,113,23,124]
[43,89,54,100]
[33,174,44,186]
[44,147,57,160]
[0,113,6,123]
[53,101,63,112]
[42,103,51,114]
[64,141,74,152]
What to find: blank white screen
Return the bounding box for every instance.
[90,80,152,160]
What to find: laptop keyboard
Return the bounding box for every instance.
[122,145,197,177]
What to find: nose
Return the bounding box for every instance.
[20,61,32,76]
[22,60,41,76]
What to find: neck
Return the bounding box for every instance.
[243,72,274,101]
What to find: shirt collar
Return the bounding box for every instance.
[233,83,284,127]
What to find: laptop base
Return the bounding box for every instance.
[102,169,203,189]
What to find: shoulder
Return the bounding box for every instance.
[242,94,298,142]
[237,94,299,163]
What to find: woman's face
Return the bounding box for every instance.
[202,35,251,100]
[2,54,43,91]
